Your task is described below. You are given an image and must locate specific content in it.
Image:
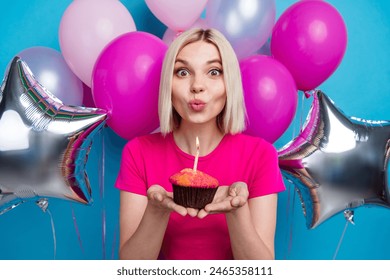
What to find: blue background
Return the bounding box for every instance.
[1,0,390,260]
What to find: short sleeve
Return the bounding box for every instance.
[248,140,286,198]
[114,138,147,196]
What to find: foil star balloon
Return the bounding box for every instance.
[278,90,390,229]
[0,57,107,214]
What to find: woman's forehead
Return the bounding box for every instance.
[176,41,221,62]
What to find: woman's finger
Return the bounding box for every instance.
[205,200,233,213]
[231,196,246,207]
[197,209,209,219]
[187,208,199,217]
[172,204,188,216]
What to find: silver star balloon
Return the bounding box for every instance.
[0,57,107,214]
[278,90,390,229]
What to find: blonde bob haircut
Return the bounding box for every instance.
[158,28,247,135]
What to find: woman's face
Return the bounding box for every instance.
[172,40,226,127]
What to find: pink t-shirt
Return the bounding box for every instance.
[115,132,285,259]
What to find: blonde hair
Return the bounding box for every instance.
[158,28,247,135]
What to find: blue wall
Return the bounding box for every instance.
[0,0,389,260]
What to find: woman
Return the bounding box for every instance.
[115,28,285,260]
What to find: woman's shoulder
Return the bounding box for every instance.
[227,133,274,149]
[223,133,278,159]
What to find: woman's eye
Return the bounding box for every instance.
[176,69,189,77]
[209,69,222,76]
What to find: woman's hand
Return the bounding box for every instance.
[197,181,249,219]
[147,185,200,217]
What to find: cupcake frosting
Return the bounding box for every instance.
[169,168,219,188]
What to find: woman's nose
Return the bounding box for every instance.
[190,75,205,94]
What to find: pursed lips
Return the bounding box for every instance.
[189,99,206,111]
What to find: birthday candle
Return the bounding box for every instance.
[193,136,200,172]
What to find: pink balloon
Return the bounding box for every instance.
[271,0,347,91]
[145,0,208,31]
[92,32,167,140]
[240,55,298,143]
[162,18,208,45]
[59,0,136,87]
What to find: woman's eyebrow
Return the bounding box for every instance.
[174,58,222,65]
[207,59,222,65]
[174,58,188,65]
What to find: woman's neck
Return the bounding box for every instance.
[173,122,225,156]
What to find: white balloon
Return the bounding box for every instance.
[204,0,275,59]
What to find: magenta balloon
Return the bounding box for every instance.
[82,83,95,108]
[240,55,298,143]
[271,0,347,91]
[92,32,167,140]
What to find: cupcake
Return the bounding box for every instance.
[169,168,219,209]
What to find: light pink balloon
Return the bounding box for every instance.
[59,0,136,87]
[145,0,208,31]
[240,55,298,143]
[92,32,167,140]
[162,18,208,45]
[271,0,347,91]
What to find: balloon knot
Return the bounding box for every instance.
[174,31,184,39]
[304,90,316,98]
